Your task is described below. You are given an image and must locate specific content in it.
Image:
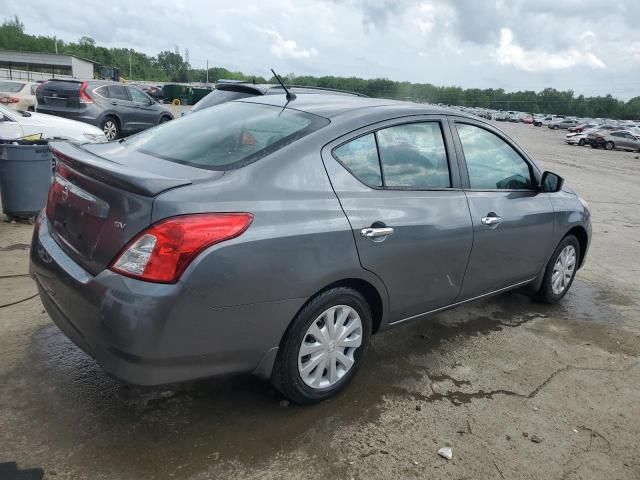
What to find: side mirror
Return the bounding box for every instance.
[540,171,564,193]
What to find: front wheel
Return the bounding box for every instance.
[271,287,372,404]
[537,235,580,303]
[605,141,614,150]
[553,125,559,130]
[578,138,586,146]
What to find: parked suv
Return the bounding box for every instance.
[31,94,591,404]
[36,80,173,140]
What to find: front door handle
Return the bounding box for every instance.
[481,214,503,227]
[361,227,394,238]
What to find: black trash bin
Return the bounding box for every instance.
[0,141,53,222]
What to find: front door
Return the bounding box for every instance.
[322,117,474,323]
[450,120,555,299]
[128,87,159,131]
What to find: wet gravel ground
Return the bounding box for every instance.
[1,123,639,479]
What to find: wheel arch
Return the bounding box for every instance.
[565,225,589,269]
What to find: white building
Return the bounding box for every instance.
[0,50,96,82]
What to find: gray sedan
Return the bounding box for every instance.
[30,94,591,404]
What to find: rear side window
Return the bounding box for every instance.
[456,123,532,190]
[192,90,255,112]
[377,122,450,188]
[333,134,382,187]
[108,85,129,101]
[125,101,329,170]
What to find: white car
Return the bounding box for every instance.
[0,104,106,142]
[0,80,38,112]
[566,128,598,146]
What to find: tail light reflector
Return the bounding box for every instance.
[78,81,94,104]
[109,213,253,283]
[0,96,19,103]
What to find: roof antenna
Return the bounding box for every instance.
[271,68,296,102]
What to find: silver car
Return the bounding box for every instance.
[589,130,640,151]
[30,94,591,404]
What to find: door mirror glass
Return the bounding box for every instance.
[541,171,564,193]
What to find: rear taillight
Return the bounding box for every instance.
[78,81,94,104]
[109,213,253,283]
[0,96,19,103]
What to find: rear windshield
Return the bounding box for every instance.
[125,101,329,170]
[0,81,25,93]
[191,89,255,112]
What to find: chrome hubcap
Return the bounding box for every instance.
[103,121,117,140]
[552,245,576,295]
[298,305,363,389]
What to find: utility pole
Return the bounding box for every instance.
[206,59,208,84]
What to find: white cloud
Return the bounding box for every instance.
[495,28,606,71]
[256,27,318,59]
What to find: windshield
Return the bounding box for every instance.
[0,81,25,93]
[191,89,255,112]
[124,101,329,170]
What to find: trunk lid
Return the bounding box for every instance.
[46,141,219,274]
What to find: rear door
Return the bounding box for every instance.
[127,87,159,130]
[449,119,555,299]
[322,116,473,323]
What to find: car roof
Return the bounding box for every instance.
[238,92,464,120]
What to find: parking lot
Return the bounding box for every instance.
[0,122,639,479]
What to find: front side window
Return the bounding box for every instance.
[124,101,328,170]
[333,134,382,187]
[129,87,149,103]
[377,122,450,188]
[456,123,532,190]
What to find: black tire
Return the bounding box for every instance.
[536,235,580,304]
[605,141,614,151]
[271,287,373,404]
[100,116,120,141]
[553,125,559,130]
[578,138,586,146]
[159,115,171,124]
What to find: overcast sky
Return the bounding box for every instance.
[6,0,640,99]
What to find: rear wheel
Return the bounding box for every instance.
[159,116,171,124]
[553,125,559,130]
[605,141,615,150]
[271,287,372,404]
[537,235,580,303]
[100,117,119,141]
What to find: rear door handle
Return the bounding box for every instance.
[361,227,394,238]
[481,215,502,227]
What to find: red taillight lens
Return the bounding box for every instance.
[36,81,48,94]
[78,81,94,104]
[109,213,253,283]
[0,96,19,103]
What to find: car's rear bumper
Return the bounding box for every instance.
[30,216,302,385]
